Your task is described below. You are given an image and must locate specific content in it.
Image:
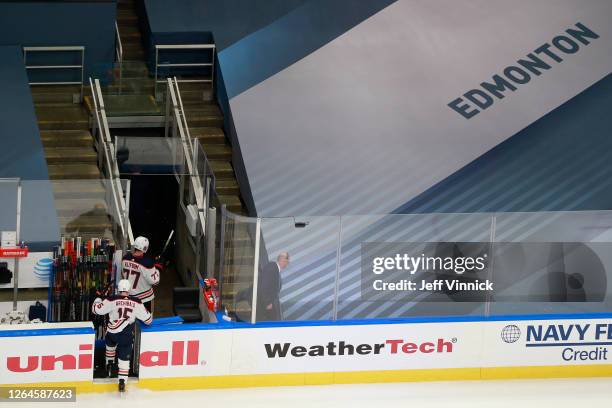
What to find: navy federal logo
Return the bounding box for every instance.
[501,325,521,343]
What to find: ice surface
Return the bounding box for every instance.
[40,378,612,408]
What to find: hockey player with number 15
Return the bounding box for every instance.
[92,279,152,392]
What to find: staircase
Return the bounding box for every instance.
[116,0,251,314]
[115,0,246,215]
[117,0,145,61]
[31,85,112,239]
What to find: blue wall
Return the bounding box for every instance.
[0,46,59,247]
[0,1,117,79]
[143,0,308,51]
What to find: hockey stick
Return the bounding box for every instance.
[159,229,174,258]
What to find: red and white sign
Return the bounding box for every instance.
[0,247,28,258]
[0,322,95,384]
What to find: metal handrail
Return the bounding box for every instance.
[115,22,123,63]
[166,78,207,214]
[88,77,134,249]
[23,46,85,101]
[154,44,216,99]
[115,22,123,93]
[166,77,221,285]
[175,77,195,156]
[166,77,217,208]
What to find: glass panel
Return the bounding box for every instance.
[42,179,131,244]
[0,179,19,234]
[0,178,128,250]
[219,210,257,323]
[89,62,162,117]
[194,139,215,198]
[256,216,341,322]
[336,213,494,320]
[490,211,612,315]
[114,136,188,176]
[0,179,20,291]
[103,94,162,117]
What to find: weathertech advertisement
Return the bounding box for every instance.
[138,316,612,380]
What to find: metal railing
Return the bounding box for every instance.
[165,77,208,225]
[154,44,216,99]
[115,22,123,93]
[165,77,221,292]
[23,46,85,101]
[89,77,134,249]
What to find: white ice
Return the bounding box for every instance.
[43,378,612,408]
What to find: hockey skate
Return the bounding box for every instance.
[106,362,116,378]
[118,379,126,393]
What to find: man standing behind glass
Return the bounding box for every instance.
[257,252,289,321]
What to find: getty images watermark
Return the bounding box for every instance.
[360,242,494,301]
[360,241,608,302]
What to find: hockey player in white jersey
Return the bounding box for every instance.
[92,279,153,392]
[120,236,161,313]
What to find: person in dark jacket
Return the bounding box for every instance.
[256,252,289,321]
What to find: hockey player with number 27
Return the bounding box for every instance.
[121,236,161,313]
[92,279,152,392]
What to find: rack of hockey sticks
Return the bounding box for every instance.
[50,236,115,339]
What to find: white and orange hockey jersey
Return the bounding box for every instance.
[120,252,160,302]
[91,295,152,333]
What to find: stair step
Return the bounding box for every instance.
[105,79,155,95]
[124,48,145,60]
[120,36,142,47]
[190,127,226,144]
[117,13,138,24]
[40,130,94,148]
[55,198,108,216]
[122,35,142,46]
[221,233,256,249]
[209,161,233,179]
[177,81,213,90]
[220,253,255,266]
[185,104,222,115]
[221,264,259,277]
[48,164,101,179]
[124,43,144,52]
[218,194,243,212]
[202,144,231,160]
[179,82,213,102]
[59,215,112,234]
[44,147,97,164]
[30,85,82,104]
[114,61,148,77]
[118,26,140,36]
[161,82,213,102]
[215,178,239,195]
[117,1,136,11]
[34,102,82,108]
[220,283,249,297]
[186,115,223,128]
[36,106,89,130]
[52,180,106,198]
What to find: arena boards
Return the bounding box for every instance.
[3,314,612,393]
